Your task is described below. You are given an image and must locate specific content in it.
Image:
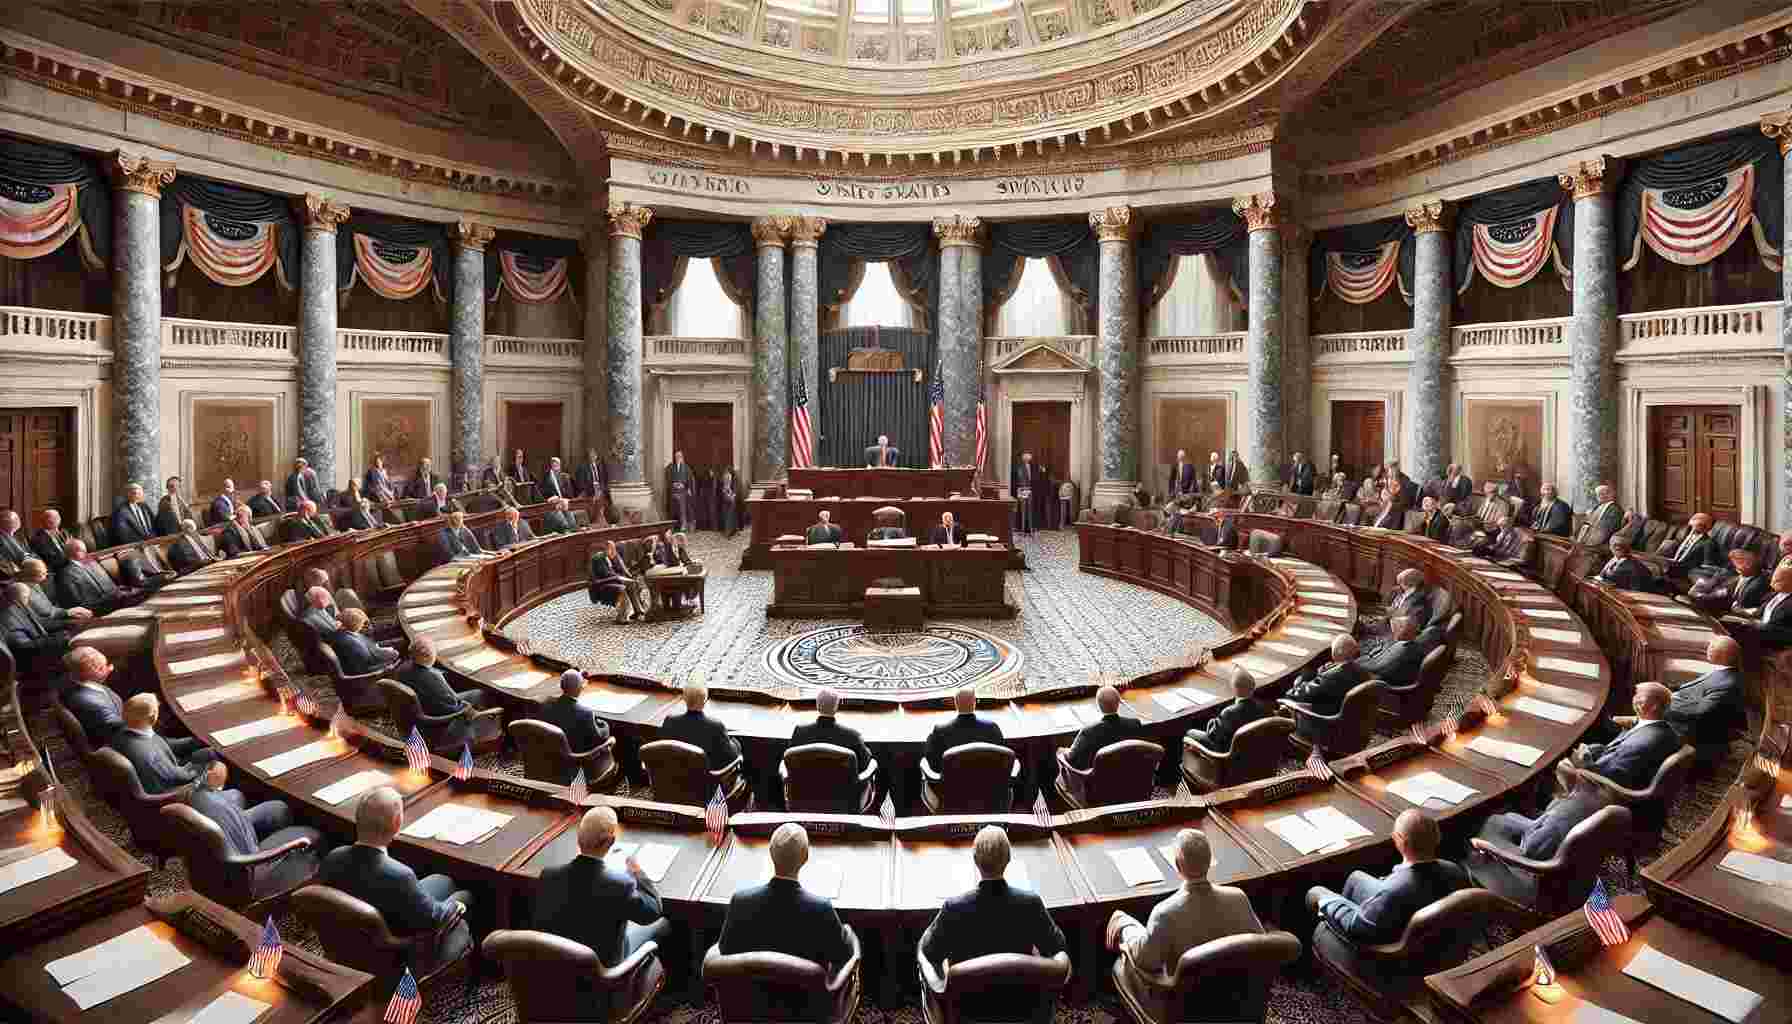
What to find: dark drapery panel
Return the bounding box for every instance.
[483,231,581,302]
[982,219,1100,324]
[818,223,937,330]
[335,212,450,299]
[0,135,112,266]
[1615,126,1782,270]
[641,219,754,310]
[1617,228,1782,314]
[158,175,299,291]
[817,326,932,469]
[1451,176,1572,286]
[1310,217,1412,304]
[1137,215,1248,312]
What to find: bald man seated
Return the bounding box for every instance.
[718,823,854,969]
[923,686,1005,773]
[1655,636,1745,751]
[1062,685,1147,769]
[920,825,1065,970]
[1385,569,1437,630]
[1281,636,1368,717]
[535,670,610,753]
[1107,828,1263,975]
[394,637,487,719]
[535,806,674,965]
[1306,810,1467,946]
[60,647,205,757]
[1593,536,1656,592]
[112,693,218,794]
[658,679,741,769]
[1184,667,1273,752]
[324,608,402,676]
[790,687,873,772]
[318,786,471,940]
[1467,776,1610,897]
[1558,682,1682,793]
[1743,564,1792,646]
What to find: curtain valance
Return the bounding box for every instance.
[1137,215,1248,313]
[159,176,297,290]
[819,223,936,331]
[0,137,110,270]
[642,220,754,314]
[1451,176,1572,293]
[336,213,449,303]
[483,233,580,305]
[1617,127,1782,273]
[1310,217,1412,306]
[982,219,1099,325]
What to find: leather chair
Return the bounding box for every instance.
[1113,931,1301,1024]
[53,702,102,766]
[639,739,752,812]
[1312,888,1506,1021]
[160,802,322,914]
[1055,739,1163,809]
[1579,745,1696,873]
[88,748,185,867]
[87,516,112,551]
[780,742,878,814]
[920,742,1019,814]
[377,679,504,755]
[1246,531,1284,556]
[702,929,861,1024]
[483,929,665,1024]
[373,550,406,597]
[279,588,333,677]
[292,883,473,1000]
[1282,680,1388,757]
[509,719,621,790]
[1466,805,1634,922]
[573,509,593,528]
[1377,646,1447,727]
[317,641,386,717]
[1181,716,1293,793]
[1438,611,1464,669]
[920,950,1070,1024]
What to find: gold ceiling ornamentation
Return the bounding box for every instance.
[751,216,795,247]
[1760,109,1792,156]
[786,217,829,248]
[1403,200,1451,234]
[1558,157,1618,201]
[454,220,497,251]
[932,215,985,248]
[1089,206,1137,243]
[111,152,176,198]
[1231,192,1279,232]
[607,202,655,240]
[297,195,352,233]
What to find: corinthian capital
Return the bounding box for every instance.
[787,216,829,247]
[751,216,793,247]
[1231,193,1279,233]
[296,194,351,233]
[1761,109,1792,156]
[454,220,495,252]
[606,202,654,240]
[110,151,176,198]
[1558,157,1619,200]
[1403,200,1452,234]
[1089,206,1136,242]
[932,214,984,248]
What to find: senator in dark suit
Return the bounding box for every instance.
[110,483,157,544]
[0,511,32,570]
[790,688,872,771]
[1308,811,1467,946]
[284,501,333,542]
[718,823,854,968]
[575,451,610,502]
[924,687,1005,772]
[491,509,535,549]
[395,638,485,718]
[537,670,611,753]
[113,693,217,793]
[317,786,469,938]
[928,513,968,547]
[1166,451,1197,499]
[207,489,236,528]
[1563,683,1681,792]
[666,452,694,530]
[156,479,192,537]
[58,647,156,750]
[541,499,577,535]
[284,459,322,509]
[1185,667,1274,751]
[865,435,899,468]
[1593,538,1654,592]
[1468,783,1609,903]
[659,681,741,769]
[325,609,401,676]
[1579,486,1625,546]
[1289,453,1317,496]
[805,513,844,545]
[404,459,439,500]
[1663,638,1745,749]
[30,511,76,571]
[219,508,269,558]
[345,500,384,531]
[920,826,1064,969]
[1664,514,1718,576]
[1063,685,1146,769]
[535,807,673,965]
[1386,569,1437,630]
[168,522,218,575]
[1411,498,1447,541]
[1752,569,1792,646]
[438,513,484,559]
[246,482,282,518]
[56,542,135,614]
[1442,466,1474,505]
[539,458,570,500]
[363,457,396,503]
[1283,636,1371,716]
[2,583,68,664]
[1529,485,1573,537]
[1211,510,1241,550]
[589,541,646,621]
[187,760,321,860]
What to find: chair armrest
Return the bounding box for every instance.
[920,758,942,783]
[1055,748,1093,781]
[337,667,385,685]
[856,757,878,786]
[828,927,862,995]
[917,944,946,995]
[1009,758,1021,780]
[709,754,744,782]
[1469,837,1559,874]
[1182,733,1224,760]
[1118,942,1175,993]
[600,939,660,983]
[224,834,311,868]
[471,707,504,723]
[410,705,467,728]
[1277,699,1334,725]
[569,736,616,762]
[1576,769,1653,804]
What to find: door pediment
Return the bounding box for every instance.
[991,342,1093,375]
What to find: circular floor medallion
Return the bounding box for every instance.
[761,623,1023,695]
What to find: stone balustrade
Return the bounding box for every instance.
[337,328,451,365]
[985,334,1096,364]
[1617,300,1780,356]
[161,317,296,357]
[1141,332,1246,364]
[1311,329,1410,363]
[0,305,111,353]
[1449,316,1569,360]
[485,334,583,367]
[642,335,753,367]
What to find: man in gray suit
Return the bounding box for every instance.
[57,540,141,614]
[1107,828,1263,975]
[299,585,341,636]
[168,519,220,576]
[0,509,32,571]
[491,506,536,549]
[284,458,322,509]
[666,450,695,531]
[1556,682,1682,793]
[19,559,90,630]
[1577,484,1625,547]
[438,510,484,560]
[1307,810,1467,946]
[155,477,192,537]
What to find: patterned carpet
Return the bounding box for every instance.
[24,528,1744,1024]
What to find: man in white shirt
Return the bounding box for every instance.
[1107,828,1263,975]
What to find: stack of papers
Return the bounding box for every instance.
[602,841,680,882]
[401,804,514,845]
[1525,681,1598,710]
[1300,591,1349,605]
[1384,771,1478,807]
[1512,696,1582,724]
[1264,807,1374,855]
[868,537,918,548]
[1109,847,1165,887]
[580,690,650,715]
[1622,945,1763,1024]
[1282,625,1335,642]
[45,926,190,1010]
[1466,735,1545,766]
[189,991,272,1024]
[1536,656,1600,679]
[0,847,78,894]
[314,770,394,806]
[252,739,340,777]
[490,669,552,692]
[1531,627,1584,645]
[454,649,509,672]
[966,533,997,543]
[1230,654,1288,677]
[1153,688,1216,713]
[176,680,262,712]
[212,716,299,748]
[1716,850,1792,887]
[1258,640,1310,658]
[168,650,245,675]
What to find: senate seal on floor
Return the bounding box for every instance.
[762,623,1023,696]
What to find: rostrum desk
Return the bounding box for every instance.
[787,467,976,499]
[740,496,1020,570]
[765,543,1015,618]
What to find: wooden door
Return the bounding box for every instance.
[0,408,74,526]
[1330,400,1385,481]
[1010,401,1071,481]
[672,402,734,474]
[1650,405,1740,523]
[502,401,566,472]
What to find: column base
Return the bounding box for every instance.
[608,482,655,524]
[1090,480,1140,511]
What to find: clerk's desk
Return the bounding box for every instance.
[766,542,1015,618]
[788,467,975,499]
[742,496,1020,569]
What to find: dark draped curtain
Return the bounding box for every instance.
[641,219,754,313]
[0,135,111,266]
[817,326,932,469]
[1615,126,1782,271]
[335,212,450,299]
[159,175,298,288]
[982,219,1100,326]
[1310,216,1413,304]
[818,223,937,331]
[1136,214,1248,312]
[484,231,582,302]
[1450,175,1572,286]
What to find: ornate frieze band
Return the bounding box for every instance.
[1403,200,1452,234]
[933,215,985,249]
[607,202,654,240]
[297,194,351,233]
[111,152,175,198]
[1559,157,1619,200]
[1232,192,1280,233]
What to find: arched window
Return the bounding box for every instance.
[1146,253,1244,336]
[993,256,1078,337]
[840,260,917,329]
[664,256,748,338]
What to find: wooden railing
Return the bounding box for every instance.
[485,334,583,365]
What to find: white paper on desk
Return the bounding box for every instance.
[1109,847,1164,887]
[1466,736,1545,767]
[1536,656,1600,679]
[1570,1003,1645,1024]
[1304,806,1372,844]
[405,603,458,616]
[803,860,843,899]
[1282,625,1335,642]
[166,626,230,646]
[1175,687,1218,706]
[1265,815,1336,856]
[1717,850,1792,887]
[1298,579,1338,590]
[580,690,650,715]
[1049,707,1082,729]
[169,650,245,675]
[1531,628,1585,646]
[1782,794,1792,810]
[47,925,173,984]
[1300,591,1350,605]
[491,669,551,691]
[1476,570,1526,581]
[253,739,339,777]
[0,847,77,894]
[1258,640,1309,658]
[1639,604,1702,619]
[1302,604,1349,619]
[1521,608,1573,621]
[1070,705,1101,724]
[212,716,299,748]
[176,681,262,712]
[74,624,147,641]
[1153,691,1193,713]
[1624,944,1763,1024]
[188,990,272,1024]
[1230,654,1288,677]
[400,804,457,842]
[149,594,223,606]
[61,941,190,1010]
[634,843,679,882]
[314,770,393,806]
[454,649,509,673]
[1512,696,1583,724]
[1525,681,1598,711]
[1385,771,1478,807]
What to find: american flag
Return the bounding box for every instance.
[1584,878,1629,945]
[928,357,946,469]
[790,361,814,470]
[1409,723,1429,745]
[705,784,728,845]
[404,727,430,774]
[1034,790,1052,827]
[973,384,988,479]
[295,689,318,718]
[569,767,588,801]
[1306,749,1334,781]
[384,967,422,1024]
[453,744,473,781]
[330,709,352,740]
[247,915,282,978]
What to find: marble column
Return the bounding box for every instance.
[1761,112,1792,524]
[751,217,791,486]
[935,215,984,467]
[787,217,827,466]
[1090,206,1139,509]
[605,203,653,518]
[295,194,350,489]
[1559,159,1620,507]
[109,152,174,496]
[934,238,963,468]
[1234,193,1285,488]
[449,220,493,486]
[1283,226,1314,471]
[1404,200,1453,486]
[581,223,610,456]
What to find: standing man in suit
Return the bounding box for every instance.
[31,509,75,571]
[438,510,483,560]
[1557,682,1681,792]
[220,505,269,558]
[923,686,1004,774]
[1283,636,1370,716]
[167,520,219,575]
[1307,811,1467,945]
[539,457,569,501]
[57,541,139,614]
[207,481,237,527]
[589,539,647,623]
[1529,483,1572,537]
[718,823,854,968]
[666,450,694,531]
[187,759,321,862]
[537,670,610,753]
[1207,451,1226,491]
[1167,449,1196,500]
[790,687,872,773]
[1594,537,1655,592]
[243,480,280,518]
[1108,828,1263,975]
[1063,685,1146,769]
[1289,452,1317,496]
[1013,451,1042,535]
[318,787,470,942]
[1443,464,1473,505]
[805,510,844,545]
[575,448,611,504]
[284,458,321,510]
[1184,667,1273,751]
[535,806,674,966]
[113,693,218,793]
[155,477,191,536]
[929,511,967,547]
[866,434,899,468]
[404,458,438,500]
[491,506,535,549]
[659,679,741,769]
[541,497,576,535]
[325,609,402,676]
[396,637,487,719]
[1578,484,1624,546]
[1660,636,1745,750]
[3,582,69,670]
[0,509,32,571]
[363,454,395,504]
[107,482,154,544]
[921,826,1065,970]
[284,500,332,543]
[1467,780,1609,891]
[1225,449,1249,491]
